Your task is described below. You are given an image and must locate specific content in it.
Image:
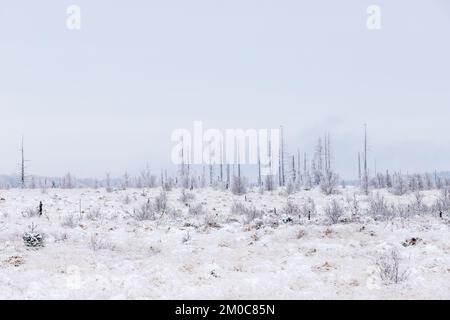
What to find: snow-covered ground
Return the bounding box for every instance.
[0,186,449,299]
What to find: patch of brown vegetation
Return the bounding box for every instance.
[5,256,25,267]
[314,261,335,272]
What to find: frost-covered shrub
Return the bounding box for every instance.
[324,199,344,224]
[86,207,102,221]
[167,207,181,219]
[320,169,339,195]
[89,233,113,251]
[348,194,361,219]
[432,188,450,217]
[442,188,450,201]
[188,203,205,216]
[299,197,316,220]
[376,248,409,284]
[123,194,132,205]
[23,223,45,248]
[231,202,263,223]
[395,204,413,219]
[22,207,39,218]
[179,189,195,203]
[282,200,300,215]
[131,192,170,220]
[61,213,77,228]
[132,200,156,221]
[285,180,295,195]
[231,202,247,215]
[368,193,395,220]
[182,231,191,244]
[162,180,173,192]
[154,191,168,213]
[242,207,263,224]
[391,173,408,195]
[231,176,247,195]
[411,191,428,214]
[178,174,191,189]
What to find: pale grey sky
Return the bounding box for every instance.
[0,0,449,179]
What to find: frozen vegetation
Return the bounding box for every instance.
[0,185,449,299]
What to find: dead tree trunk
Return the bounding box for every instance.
[20,136,26,188]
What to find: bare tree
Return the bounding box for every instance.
[358,152,362,185]
[264,132,275,191]
[19,136,27,188]
[123,171,130,189]
[291,155,296,183]
[226,164,230,189]
[362,124,369,195]
[279,125,286,187]
[231,142,247,195]
[257,136,262,187]
[105,172,112,193]
[220,140,224,183]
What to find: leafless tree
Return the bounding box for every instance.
[362,124,369,195]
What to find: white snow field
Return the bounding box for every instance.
[0,186,449,299]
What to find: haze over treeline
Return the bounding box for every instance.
[1,1,449,179]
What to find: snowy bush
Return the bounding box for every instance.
[182,231,191,244]
[86,207,103,221]
[231,202,263,223]
[395,204,413,219]
[162,180,173,192]
[131,192,170,220]
[320,169,339,195]
[132,200,156,221]
[167,207,181,220]
[242,207,263,224]
[285,179,295,195]
[61,213,77,228]
[411,191,429,214]
[432,188,450,217]
[299,197,316,220]
[368,193,395,220]
[348,194,361,220]
[376,248,409,284]
[154,191,168,213]
[179,175,191,189]
[22,207,39,218]
[123,194,132,205]
[231,202,246,215]
[231,175,247,195]
[324,199,344,224]
[23,223,45,248]
[89,233,113,251]
[179,189,195,203]
[188,203,205,216]
[391,173,408,195]
[282,200,300,216]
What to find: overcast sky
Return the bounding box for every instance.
[0,0,449,179]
